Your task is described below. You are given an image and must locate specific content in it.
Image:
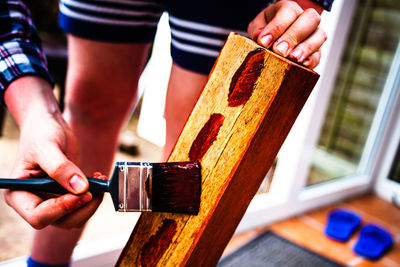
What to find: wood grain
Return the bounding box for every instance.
[117,33,319,266]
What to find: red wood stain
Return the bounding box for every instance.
[228,48,266,106]
[189,113,225,161]
[140,219,177,267]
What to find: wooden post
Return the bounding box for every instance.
[117,33,319,266]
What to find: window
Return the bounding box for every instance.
[308,0,400,186]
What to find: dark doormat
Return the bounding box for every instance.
[218,231,345,267]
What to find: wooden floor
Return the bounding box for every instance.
[223,194,400,267]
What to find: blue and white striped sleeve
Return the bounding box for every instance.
[0,0,53,104]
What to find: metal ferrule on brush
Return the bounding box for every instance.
[117,162,152,212]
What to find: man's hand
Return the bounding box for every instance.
[248,0,328,69]
[3,76,103,229]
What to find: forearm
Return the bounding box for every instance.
[4,76,62,129]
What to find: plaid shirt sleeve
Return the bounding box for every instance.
[0,0,53,104]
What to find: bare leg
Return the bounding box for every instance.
[163,63,208,159]
[31,35,151,264]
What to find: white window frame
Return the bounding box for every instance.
[372,42,400,203]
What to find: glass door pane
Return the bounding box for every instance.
[307,0,400,185]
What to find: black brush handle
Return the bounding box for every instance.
[0,177,110,195]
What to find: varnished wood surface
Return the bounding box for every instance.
[117,33,319,266]
[223,194,400,267]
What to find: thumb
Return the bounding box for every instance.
[37,144,88,194]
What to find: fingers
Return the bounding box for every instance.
[36,144,88,194]
[303,49,322,69]
[4,189,92,229]
[248,1,327,69]
[289,27,326,64]
[6,144,94,229]
[272,8,321,57]
[251,1,304,48]
[4,169,108,229]
[53,172,107,228]
[54,194,104,228]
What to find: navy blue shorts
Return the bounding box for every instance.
[59,0,332,74]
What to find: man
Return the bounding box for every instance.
[0,0,332,265]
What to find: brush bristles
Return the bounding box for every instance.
[151,161,201,215]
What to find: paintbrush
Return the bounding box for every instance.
[0,161,201,215]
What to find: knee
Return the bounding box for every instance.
[64,84,138,129]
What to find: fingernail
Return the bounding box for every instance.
[290,49,303,62]
[275,42,289,56]
[69,175,87,193]
[303,57,312,67]
[260,34,273,47]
